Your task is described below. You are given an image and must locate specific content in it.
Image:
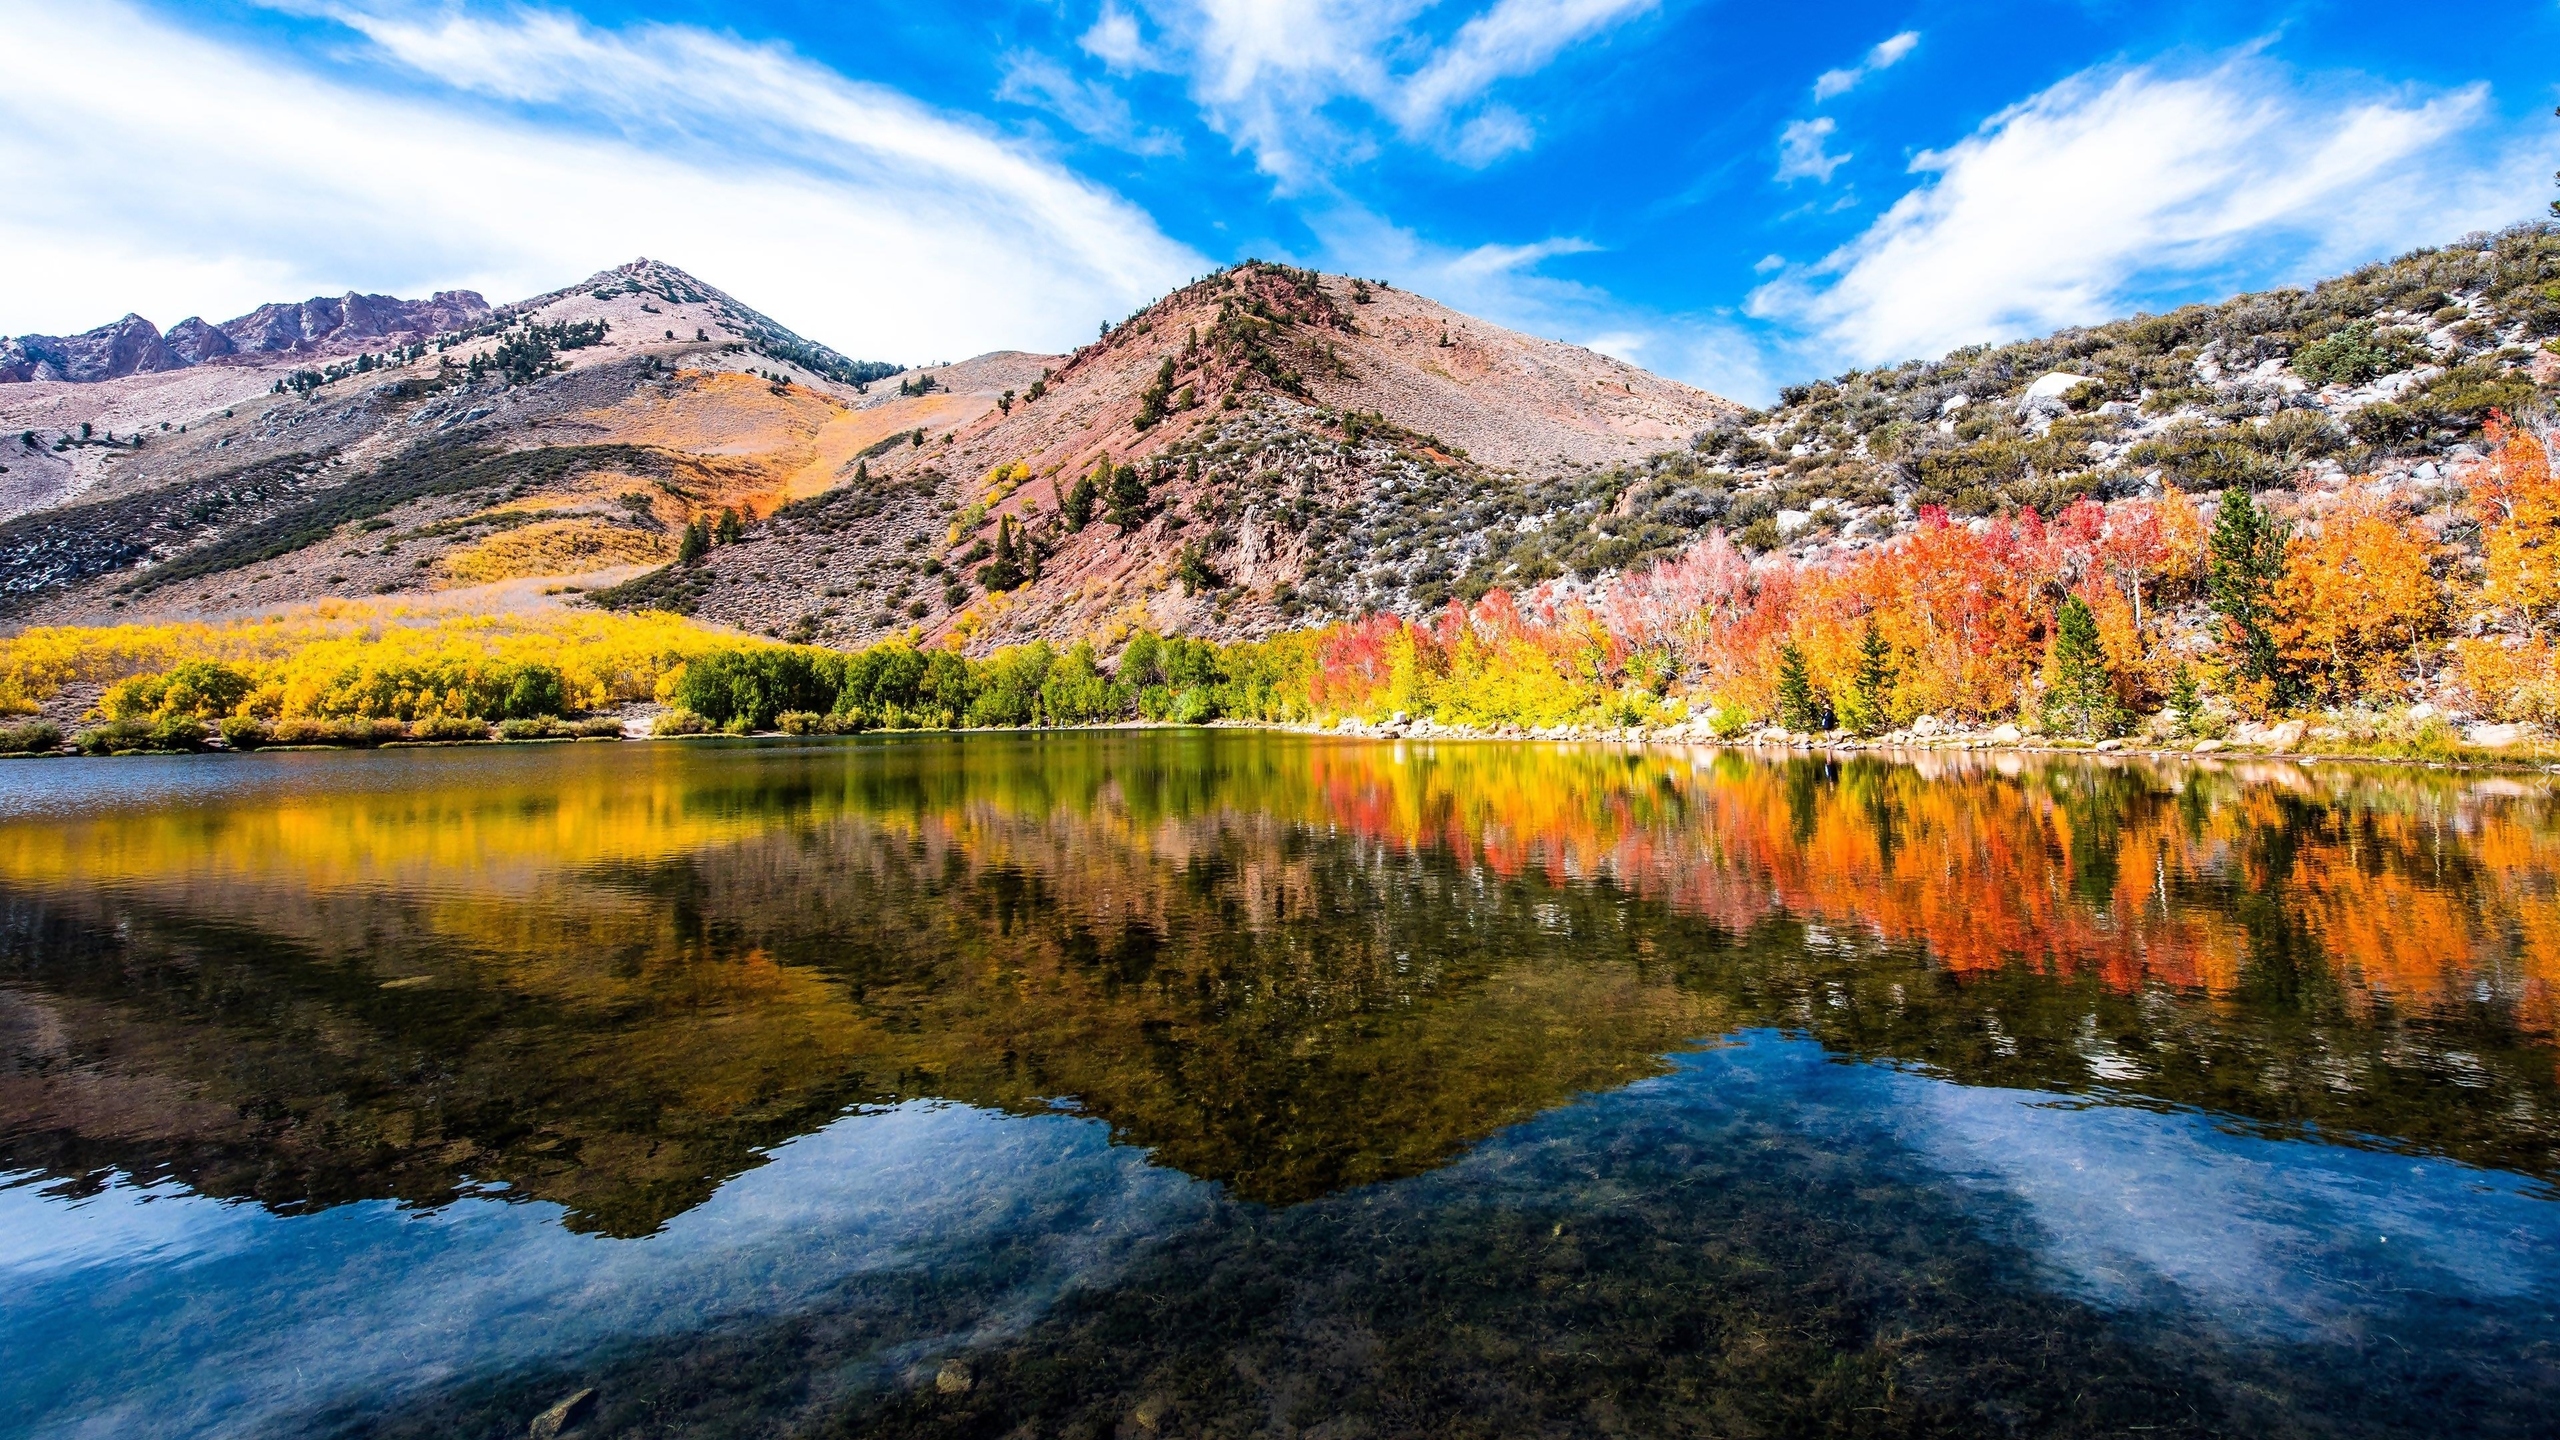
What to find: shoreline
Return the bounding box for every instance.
[16,713,2560,778]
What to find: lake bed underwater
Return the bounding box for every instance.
[3,733,2556,1438]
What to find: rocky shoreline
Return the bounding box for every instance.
[14,705,2560,775]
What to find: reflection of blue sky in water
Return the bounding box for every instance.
[9,1036,2559,1439]
[1,1102,1216,1440]
[1890,1071,2560,1339]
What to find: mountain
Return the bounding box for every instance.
[0,259,1735,645]
[596,262,1740,648]
[4,228,2556,656]
[0,291,495,384]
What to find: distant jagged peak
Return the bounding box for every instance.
[2,288,494,384]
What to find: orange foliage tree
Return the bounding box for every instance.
[2473,413,2560,629]
[2271,496,2443,705]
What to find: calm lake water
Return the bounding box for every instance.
[3,733,2557,1438]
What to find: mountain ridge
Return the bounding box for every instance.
[6,229,2557,668]
[0,290,496,384]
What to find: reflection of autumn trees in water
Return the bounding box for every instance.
[2,735,2555,1234]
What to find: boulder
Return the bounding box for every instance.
[1987,723,2024,745]
[1910,713,1940,736]
[2466,722,2532,749]
[2016,372,2097,419]
[2192,738,2225,754]
[2261,719,2307,751]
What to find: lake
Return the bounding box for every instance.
[2,732,2556,1439]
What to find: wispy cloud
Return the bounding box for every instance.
[997,52,1182,154]
[1080,2,1157,70]
[1393,0,1660,132]
[0,0,1205,357]
[1751,59,2524,364]
[1813,30,1919,102]
[1136,0,1655,182]
[1774,117,1848,183]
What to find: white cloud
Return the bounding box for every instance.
[1451,105,1537,165]
[1774,117,1848,183]
[0,0,1206,361]
[1137,0,1653,182]
[1812,30,1919,102]
[997,51,1182,154]
[1752,60,2525,364]
[1080,2,1155,70]
[1393,0,1659,131]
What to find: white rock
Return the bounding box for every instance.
[1775,509,1815,537]
[2192,738,2226,753]
[2467,722,2532,748]
[1910,714,1940,736]
[2017,372,2097,419]
[1987,723,2024,745]
[1939,393,1971,416]
[2406,702,2437,722]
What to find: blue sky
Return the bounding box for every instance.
[3,0,2557,401]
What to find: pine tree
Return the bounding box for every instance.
[978,516,1026,593]
[1846,620,1896,735]
[678,518,709,565]
[2207,487,2291,705]
[1063,471,1099,530]
[715,507,744,544]
[2167,662,2200,720]
[1775,641,1826,732]
[2042,596,2126,737]
[1174,543,1222,595]
[1105,462,1152,531]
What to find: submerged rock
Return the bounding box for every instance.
[528,1388,597,1438]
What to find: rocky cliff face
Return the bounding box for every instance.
[0,290,494,383]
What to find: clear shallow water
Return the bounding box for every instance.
[3,734,2557,1437]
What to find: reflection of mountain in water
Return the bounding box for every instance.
[1,735,2556,1236]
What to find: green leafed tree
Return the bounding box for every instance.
[1063,471,1099,530]
[1775,641,1828,732]
[1841,619,1896,735]
[2042,596,2127,737]
[1105,462,1152,532]
[2207,487,2291,706]
[978,516,1027,593]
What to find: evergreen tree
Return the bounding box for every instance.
[1134,358,1176,430]
[1062,471,1099,530]
[715,507,744,544]
[2167,662,2200,723]
[1174,543,1222,595]
[1775,641,1826,732]
[1105,462,1152,532]
[2207,487,2291,704]
[977,516,1026,593]
[2042,596,2126,737]
[678,518,709,565]
[1846,619,1896,734]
